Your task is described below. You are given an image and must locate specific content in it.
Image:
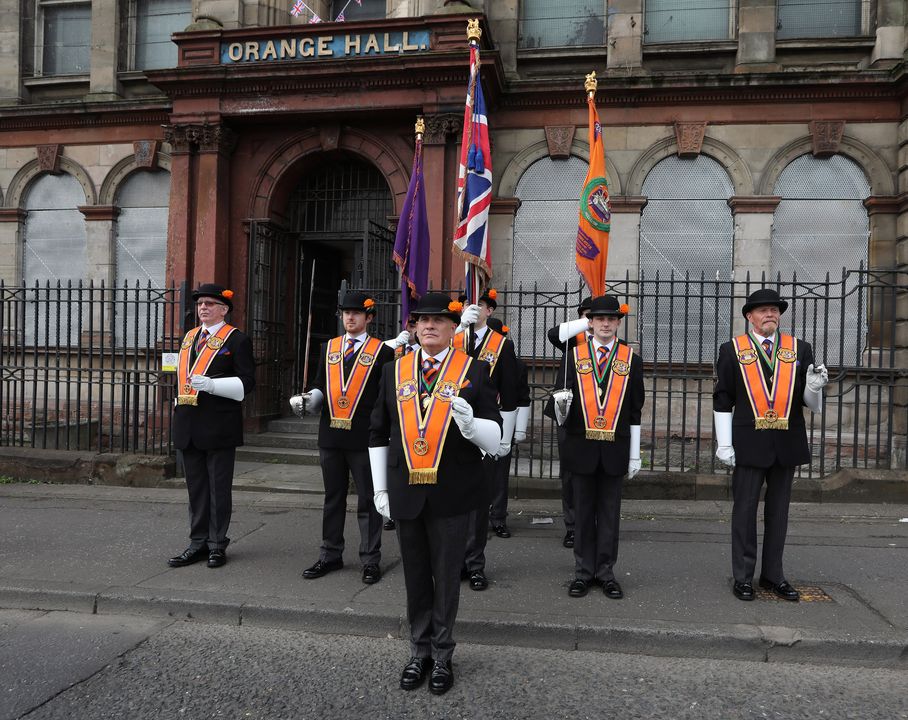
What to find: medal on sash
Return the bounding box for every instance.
[733,333,798,430]
[325,335,383,429]
[177,324,237,406]
[573,340,633,441]
[395,349,472,484]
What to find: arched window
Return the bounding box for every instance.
[512,155,589,355]
[115,169,170,287]
[639,154,734,361]
[771,153,870,364]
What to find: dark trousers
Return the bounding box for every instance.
[557,427,575,530]
[318,447,382,566]
[397,511,470,663]
[731,463,795,584]
[571,470,623,583]
[489,450,512,525]
[182,444,236,551]
[464,456,495,572]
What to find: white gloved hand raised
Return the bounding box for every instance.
[190,374,214,394]
[385,330,410,349]
[806,363,828,393]
[450,396,476,438]
[458,304,481,329]
[558,318,591,343]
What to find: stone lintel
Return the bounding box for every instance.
[78,205,121,221]
[609,196,648,213]
[728,196,782,214]
[490,197,522,215]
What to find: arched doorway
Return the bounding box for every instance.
[247,152,395,417]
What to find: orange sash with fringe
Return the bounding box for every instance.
[325,335,383,430]
[733,333,798,430]
[454,328,506,374]
[574,340,633,441]
[177,324,236,406]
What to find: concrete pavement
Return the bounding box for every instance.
[0,481,906,669]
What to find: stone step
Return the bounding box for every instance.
[245,432,319,450]
[266,416,320,434]
[235,446,321,466]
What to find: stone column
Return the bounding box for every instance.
[892,118,908,468]
[734,0,778,71]
[870,0,906,67]
[78,206,120,287]
[195,0,243,29]
[607,0,643,70]
[88,0,121,99]
[192,124,236,286]
[0,0,25,104]
[162,126,194,286]
[609,196,647,340]
[0,209,25,285]
[727,196,780,311]
[423,113,461,290]
[488,197,520,295]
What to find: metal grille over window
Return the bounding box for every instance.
[518,0,606,49]
[776,0,862,39]
[512,155,590,356]
[24,173,88,345]
[639,155,734,363]
[40,1,91,76]
[132,0,192,70]
[644,0,733,44]
[771,154,870,366]
[115,170,170,347]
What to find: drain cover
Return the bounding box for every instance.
[757,584,832,602]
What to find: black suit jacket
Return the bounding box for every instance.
[465,329,519,412]
[557,340,645,475]
[515,357,531,408]
[173,328,256,451]
[369,352,502,519]
[713,337,814,468]
[312,337,394,451]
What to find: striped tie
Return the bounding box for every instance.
[344,338,357,362]
[196,329,209,354]
[597,345,610,376]
[762,338,773,357]
[422,357,438,386]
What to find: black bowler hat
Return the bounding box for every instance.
[338,290,376,315]
[192,283,234,311]
[410,292,462,323]
[487,317,505,334]
[478,288,499,310]
[741,288,788,318]
[586,295,628,318]
[577,296,593,316]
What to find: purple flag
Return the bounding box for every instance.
[393,134,430,329]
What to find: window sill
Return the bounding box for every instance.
[775,37,875,49]
[643,40,738,54]
[516,46,608,59]
[23,75,90,88]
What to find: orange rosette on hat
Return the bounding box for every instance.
[448,301,463,313]
[222,289,234,299]
[619,303,631,314]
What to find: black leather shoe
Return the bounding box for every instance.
[207,549,226,568]
[603,579,624,599]
[568,578,589,597]
[383,519,396,531]
[492,523,511,538]
[302,558,343,579]
[733,581,755,601]
[563,530,575,548]
[168,545,208,568]
[759,577,800,601]
[362,563,381,584]
[469,570,488,591]
[399,657,431,691]
[428,660,454,695]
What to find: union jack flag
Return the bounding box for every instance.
[452,41,492,305]
[290,0,304,17]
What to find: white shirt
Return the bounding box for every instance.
[202,320,225,334]
[751,330,775,348]
[421,347,450,365]
[591,338,615,356]
[343,331,369,349]
[473,325,488,344]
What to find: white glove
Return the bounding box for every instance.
[514,405,530,443]
[713,411,735,467]
[384,330,410,349]
[458,304,481,329]
[450,396,476,438]
[558,318,590,343]
[368,446,391,520]
[552,389,573,426]
[290,388,323,415]
[806,363,828,392]
[190,374,214,394]
[190,375,245,401]
[628,425,641,479]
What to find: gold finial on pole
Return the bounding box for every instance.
[466,18,481,42]
[415,116,425,138]
[584,71,598,99]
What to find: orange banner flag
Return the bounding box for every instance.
[575,72,610,297]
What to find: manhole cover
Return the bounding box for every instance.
[757,584,832,602]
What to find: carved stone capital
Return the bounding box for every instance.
[37,144,63,173]
[609,196,649,214]
[490,197,522,215]
[809,120,845,157]
[133,140,160,168]
[544,126,575,160]
[162,123,237,156]
[78,205,121,221]
[727,196,782,214]
[0,208,27,223]
[863,194,907,216]
[674,122,707,157]
[422,113,462,145]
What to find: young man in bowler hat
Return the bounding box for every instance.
[293,290,396,585]
[169,283,256,569]
[714,288,828,602]
[556,295,644,599]
[369,292,502,695]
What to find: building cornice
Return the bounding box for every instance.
[0,101,171,132]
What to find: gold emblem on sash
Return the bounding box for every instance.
[181,336,193,349]
[434,381,459,401]
[207,336,225,350]
[327,351,342,364]
[593,416,607,429]
[737,349,758,365]
[764,409,778,421]
[479,350,498,364]
[575,358,594,375]
[412,438,429,456]
[358,353,374,366]
[612,360,630,376]
[397,380,418,401]
[182,383,192,394]
[336,396,350,409]
[776,348,796,363]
